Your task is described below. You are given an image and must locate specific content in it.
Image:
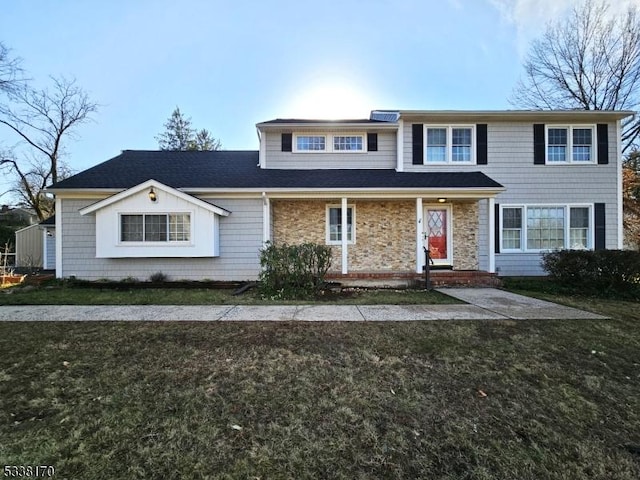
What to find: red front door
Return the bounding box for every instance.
[425,207,451,265]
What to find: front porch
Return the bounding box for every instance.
[268,194,499,286]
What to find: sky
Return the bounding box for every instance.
[0,0,637,204]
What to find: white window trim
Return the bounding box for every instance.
[118,212,194,246]
[293,133,366,153]
[545,125,597,165]
[326,204,356,245]
[424,125,476,165]
[499,204,594,253]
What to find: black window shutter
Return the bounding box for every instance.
[495,203,500,254]
[476,124,488,165]
[367,133,378,152]
[533,124,545,165]
[597,124,609,164]
[412,124,423,165]
[281,133,292,152]
[594,203,606,250]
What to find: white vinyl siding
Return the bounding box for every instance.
[266,130,396,169]
[60,197,264,281]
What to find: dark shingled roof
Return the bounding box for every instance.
[40,215,55,226]
[258,118,392,125]
[50,150,503,190]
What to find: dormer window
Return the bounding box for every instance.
[290,133,368,153]
[295,135,326,151]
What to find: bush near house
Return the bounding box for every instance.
[259,241,332,299]
[542,250,640,299]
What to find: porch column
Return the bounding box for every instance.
[341,197,348,274]
[262,192,270,244]
[415,197,423,273]
[488,197,496,273]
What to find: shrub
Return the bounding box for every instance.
[542,249,640,298]
[149,271,169,283]
[259,241,333,299]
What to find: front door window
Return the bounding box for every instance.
[425,206,452,265]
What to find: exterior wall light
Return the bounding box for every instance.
[437,197,447,203]
[149,188,157,202]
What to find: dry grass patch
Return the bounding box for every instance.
[1,309,639,479]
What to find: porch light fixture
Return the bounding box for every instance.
[149,187,157,202]
[437,197,447,203]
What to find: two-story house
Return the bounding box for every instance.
[48,109,632,284]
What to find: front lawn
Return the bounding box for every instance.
[0,284,458,305]
[1,299,639,478]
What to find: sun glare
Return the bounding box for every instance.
[285,82,374,120]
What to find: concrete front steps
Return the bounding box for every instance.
[326,270,501,288]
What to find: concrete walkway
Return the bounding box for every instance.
[0,288,605,321]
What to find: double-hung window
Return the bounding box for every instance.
[500,205,592,251]
[333,135,363,151]
[120,214,191,243]
[326,206,354,244]
[546,126,595,163]
[425,126,474,163]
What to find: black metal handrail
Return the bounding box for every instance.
[423,246,434,290]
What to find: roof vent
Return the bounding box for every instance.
[370,110,400,122]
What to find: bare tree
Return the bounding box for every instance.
[0,42,24,95]
[0,77,97,220]
[511,0,640,151]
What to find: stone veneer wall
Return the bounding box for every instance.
[272,199,480,273]
[452,202,479,270]
[271,200,415,272]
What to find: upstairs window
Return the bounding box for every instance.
[295,135,326,151]
[546,126,595,163]
[333,135,364,151]
[425,126,475,164]
[292,133,367,153]
[120,214,191,243]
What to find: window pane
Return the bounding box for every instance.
[145,215,167,241]
[333,136,363,151]
[548,128,567,145]
[296,136,325,151]
[569,207,589,249]
[503,208,522,229]
[526,207,565,250]
[452,128,472,162]
[121,215,143,241]
[169,214,190,241]
[427,128,446,145]
[573,128,592,145]
[426,146,446,162]
[328,207,353,242]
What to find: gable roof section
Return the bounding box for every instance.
[49,150,503,193]
[78,179,231,216]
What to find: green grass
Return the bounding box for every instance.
[0,285,458,305]
[1,297,639,478]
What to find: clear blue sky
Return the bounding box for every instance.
[0,0,633,202]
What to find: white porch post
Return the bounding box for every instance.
[262,192,270,244]
[415,197,423,273]
[488,197,496,273]
[341,197,348,274]
[55,197,63,278]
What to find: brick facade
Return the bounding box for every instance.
[271,199,479,273]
